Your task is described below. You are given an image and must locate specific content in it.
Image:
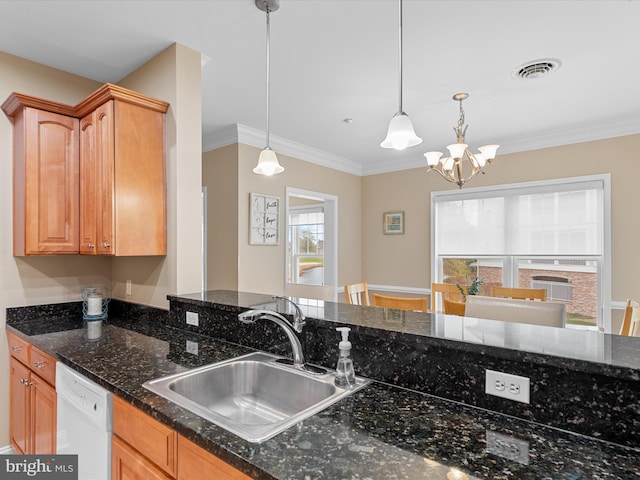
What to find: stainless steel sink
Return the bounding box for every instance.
[142,351,369,443]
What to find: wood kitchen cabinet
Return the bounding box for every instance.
[2,83,169,256]
[1,95,80,256]
[113,397,253,480]
[77,85,168,256]
[8,332,57,454]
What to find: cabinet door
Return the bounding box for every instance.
[95,101,115,255]
[112,436,173,480]
[80,101,115,255]
[79,111,98,254]
[31,373,56,454]
[20,107,79,255]
[10,357,30,454]
[178,435,252,480]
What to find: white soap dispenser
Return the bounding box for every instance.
[335,327,356,388]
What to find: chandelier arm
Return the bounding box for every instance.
[427,165,461,185]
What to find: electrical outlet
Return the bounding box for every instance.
[485,369,530,404]
[486,430,530,465]
[125,279,132,296]
[186,311,199,326]
[186,340,199,355]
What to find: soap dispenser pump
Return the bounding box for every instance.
[335,327,356,388]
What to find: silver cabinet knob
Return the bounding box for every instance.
[88,243,95,249]
[102,242,110,248]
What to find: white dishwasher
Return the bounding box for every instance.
[56,362,113,480]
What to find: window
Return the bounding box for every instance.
[432,175,611,331]
[287,206,325,286]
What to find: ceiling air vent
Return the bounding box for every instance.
[512,59,561,80]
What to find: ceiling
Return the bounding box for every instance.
[1,0,639,176]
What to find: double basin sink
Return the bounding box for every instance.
[143,351,369,443]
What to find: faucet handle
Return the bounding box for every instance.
[273,296,306,326]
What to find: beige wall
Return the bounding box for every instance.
[203,145,239,290]
[113,43,203,306]
[362,134,640,310]
[203,143,362,296]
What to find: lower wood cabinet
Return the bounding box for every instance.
[112,436,173,480]
[112,398,252,480]
[8,333,57,454]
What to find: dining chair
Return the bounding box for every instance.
[465,295,564,327]
[344,282,370,306]
[443,298,466,316]
[619,299,640,336]
[372,294,428,312]
[490,286,547,301]
[430,283,466,313]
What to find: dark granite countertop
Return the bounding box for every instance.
[6,313,640,480]
[171,290,640,381]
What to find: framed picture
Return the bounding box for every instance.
[250,193,279,245]
[383,211,404,235]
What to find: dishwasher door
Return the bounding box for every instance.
[56,362,113,480]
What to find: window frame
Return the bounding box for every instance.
[431,174,611,332]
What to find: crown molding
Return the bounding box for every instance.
[203,116,640,177]
[203,124,363,176]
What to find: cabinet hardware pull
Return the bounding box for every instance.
[102,242,111,248]
[20,378,32,387]
[11,346,22,352]
[88,243,95,248]
[33,361,46,369]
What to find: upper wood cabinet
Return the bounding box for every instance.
[2,84,169,256]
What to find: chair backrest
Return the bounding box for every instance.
[443,298,466,316]
[372,294,427,312]
[620,299,640,336]
[491,286,547,301]
[344,282,370,306]
[465,295,564,327]
[284,283,334,301]
[430,283,466,312]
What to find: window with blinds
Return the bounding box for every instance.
[431,175,610,330]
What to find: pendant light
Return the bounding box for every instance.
[380,0,422,151]
[253,0,284,176]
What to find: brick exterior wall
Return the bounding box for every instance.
[476,266,597,318]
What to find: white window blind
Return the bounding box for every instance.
[434,178,604,256]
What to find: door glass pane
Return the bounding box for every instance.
[288,207,324,286]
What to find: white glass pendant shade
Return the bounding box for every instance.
[424,151,443,167]
[380,112,423,150]
[473,153,486,168]
[442,157,455,171]
[253,148,284,176]
[446,143,468,159]
[478,144,500,160]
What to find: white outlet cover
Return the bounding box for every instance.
[186,311,199,326]
[485,369,530,404]
[186,340,199,355]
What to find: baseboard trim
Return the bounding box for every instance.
[0,444,17,454]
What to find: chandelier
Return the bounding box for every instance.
[424,93,499,188]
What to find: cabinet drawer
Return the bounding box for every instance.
[113,396,177,477]
[7,332,30,365]
[30,347,56,385]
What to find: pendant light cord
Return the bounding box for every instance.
[398,0,403,113]
[265,4,272,149]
